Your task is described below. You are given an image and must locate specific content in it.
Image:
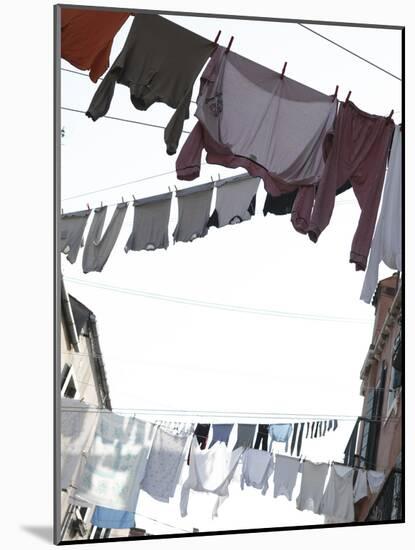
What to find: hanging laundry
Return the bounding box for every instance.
[86,14,215,155]
[264,181,352,217]
[333,420,338,431]
[254,424,269,451]
[367,470,386,494]
[273,454,301,501]
[60,209,91,264]
[296,460,329,514]
[173,182,213,243]
[91,506,135,530]
[361,125,402,302]
[322,421,327,437]
[124,192,172,253]
[305,422,310,438]
[353,469,368,503]
[304,101,394,271]
[187,423,210,465]
[344,421,359,466]
[313,422,320,438]
[328,420,333,431]
[82,202,128,273]
[61,8,129,83]
[208,423,233,448]
[180,439,244,518]
[240,448,273,495]
[269,424,293,453]
[319,464,355,523]
[207,174,260,229]
[233,423,256,450]
[318,422,323,437]
[60,398,100,490]
[296,423,305,457]
[73,413,155,512]
[176,45,337,197]
[310,422,315,439]
[290,424,299,456]
[141,426,190,503]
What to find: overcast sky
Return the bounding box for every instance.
[60,11,401,534]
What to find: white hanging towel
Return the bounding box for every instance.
[360,125,402,303]
[180,439,244,518]
[367,470,386,494]
[73,412,156,511]
[273,454,301,501]
[296,460,329,514]
[353,469,368,503]
[240,448,273,495]
[60,398,100,490]
[319,464,355,523]
[141,427,190,503]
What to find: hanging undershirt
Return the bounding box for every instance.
[353,469,368,503]
[124,192,172,253]
[320,464,355,523]
[240,449,273,495]
[207,174,260,228]
[180,440,244,518]
[82,202,128,273]
[173,182,214,243]
[273,454,301,501]
[296,460,329,514]
[60,209,91,264]
[367,470,386,494]
[269,424,293,453]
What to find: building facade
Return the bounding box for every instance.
[344,273,402,521]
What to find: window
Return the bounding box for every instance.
[359,364,387,469]
[387,366,402,412]
[61,363,79,399]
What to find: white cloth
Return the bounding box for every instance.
[273,454,301,500]
[361,126,402,303]
[60,398,100,490]
[353,469,368,503]
[141,427,190,503]
[180,439,244,518]
[240,449,273,495]
[73,412,155,511]
[319,464,355,522]
[367,470,386,494]
[296,460,329,514]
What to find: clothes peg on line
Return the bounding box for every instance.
[132,194,136,201]
[387,109,394,119]
[225,36,234,53]
[101,201,103,207]
[86,203,91,210]
[121,196,125,203]
[345,90,352,103]
[280,61,287,79]
[214,30,222,44]
[174,185,178,191]
[332,85,339,102]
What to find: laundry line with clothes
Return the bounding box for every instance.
[61,397,386,530]
[60,10,402,306]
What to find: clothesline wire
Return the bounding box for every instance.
[60,405,400,423]
[62,106,193,134]
[63,276,371,325]
[297,24,401,81]
[61,67,199,105]
[61,164,207,202]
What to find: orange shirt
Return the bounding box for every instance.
[61,8,129,82]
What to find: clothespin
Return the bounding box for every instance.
[168,186,172,193]
[218,173,221,181]
[387,109,394,119]
[132,194,136,201]
[100,201,103,208]
[345,90,352,103]
[174,185,178,192]
[280,61,287,80]
[86,203,91,211]
[332,85,339,102]
[214,30,222,44]
[225,36,234,54]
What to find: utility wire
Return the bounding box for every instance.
[297,24,401,81]
[62,106,192,133]
[64,276,371,325]
[61,67,199,105]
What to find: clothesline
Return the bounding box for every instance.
[60,404,400,423]
[63,277,371,325]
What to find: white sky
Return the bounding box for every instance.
[60,11,401,534]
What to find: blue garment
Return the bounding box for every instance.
[91,506,135,529]
[269,424,293,452]
[208,423,233,448]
